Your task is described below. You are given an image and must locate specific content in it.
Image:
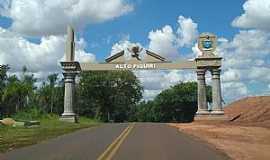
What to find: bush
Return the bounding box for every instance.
[12,107,48,121]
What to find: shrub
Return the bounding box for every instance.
[12,107,47,121]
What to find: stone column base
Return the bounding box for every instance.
[196,109,211,115]
[194,114,229,121]
[60,114,78,123]
[210,110,224,115]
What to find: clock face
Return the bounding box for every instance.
[202,40,212,49]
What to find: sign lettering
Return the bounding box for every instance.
[115,64,156,69]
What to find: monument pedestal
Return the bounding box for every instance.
[210,110,225,115]
[195,112,229,121]
[196,109,211,115]
[60,113,78,123]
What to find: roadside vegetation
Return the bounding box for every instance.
[0,65,212,123]
[0,110,99,152]
[0,65,212,152]
[134,82,212,122]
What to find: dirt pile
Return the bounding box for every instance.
[224,96,270,127]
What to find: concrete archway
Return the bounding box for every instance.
[60,26,224,122]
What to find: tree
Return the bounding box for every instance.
[21,66,37,107]
[0,65,9,118]
[135,82,212,123]
[131,100,159,122]
[48,73,58,113]
[37,74,64,114]
[2,76,30,114]
[78,71,143,122]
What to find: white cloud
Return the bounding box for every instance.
[0,27,95,79]
[222,69,241,82]
[148,25,179,59]
[135,70,196,100]
[232,0,270,30]
[218,30,270,71]
[1,0,133,36]
[143,90,162,101]
[218,29,270,102]
[148,15,198,59]
[177,16,198,46]
[191,42,202,57]
[222,82,248,102]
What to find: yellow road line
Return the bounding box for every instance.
[97,123,135,160]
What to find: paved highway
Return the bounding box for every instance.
[2,123,230,160]
[113,123,229,160]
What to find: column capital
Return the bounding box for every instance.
[211,68,221,74]
[211,68,221,79]
[196,68,206,74]
[63,71,79,77]
[197,68,206,80]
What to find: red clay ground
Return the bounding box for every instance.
[170,96,270,160]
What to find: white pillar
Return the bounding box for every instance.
[211,68,224,115]
[60,72,78,122]
[196,68,209,115]
[60,26,78,122]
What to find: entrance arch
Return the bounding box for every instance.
[60,26,224,122]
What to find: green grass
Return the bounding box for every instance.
[0,115,100,153]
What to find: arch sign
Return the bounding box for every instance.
[60,26,224,123]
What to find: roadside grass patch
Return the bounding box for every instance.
[0,115,100,153]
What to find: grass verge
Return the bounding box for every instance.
[0,115,100,153]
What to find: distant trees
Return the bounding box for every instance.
[37,74,64,115]
[0,66,64,118]
[77,71,143,122]
[0,66,9,117]
[134,82,212,123]
[0,65,211,123]
[0,67,143,121]
[1,67,36,116]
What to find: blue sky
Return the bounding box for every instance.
[82,0,245,61]
[0,0,244,61]
[0,0,269,103]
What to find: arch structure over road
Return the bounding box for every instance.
[60,26,225,123]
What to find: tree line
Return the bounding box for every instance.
[0,66,211,122]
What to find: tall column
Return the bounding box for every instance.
[196,68,209,115]
[60,71,78,122]
[60,25,79,123]
[211,68,224,115]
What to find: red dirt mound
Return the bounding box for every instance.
[224,96,270,128]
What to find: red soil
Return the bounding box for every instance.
[224,96,270,128]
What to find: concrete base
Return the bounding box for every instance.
[194,114,229,121]
[196,109,211,115]
[60,114,78,123]
[210,110,225,115]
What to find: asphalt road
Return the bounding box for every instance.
[2,123,128,160]
[113,123,229,160]
[2,123,230,160]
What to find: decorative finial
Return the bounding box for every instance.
[65,25,75,61]
[127,45,143,60]
[67,25,74,42]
